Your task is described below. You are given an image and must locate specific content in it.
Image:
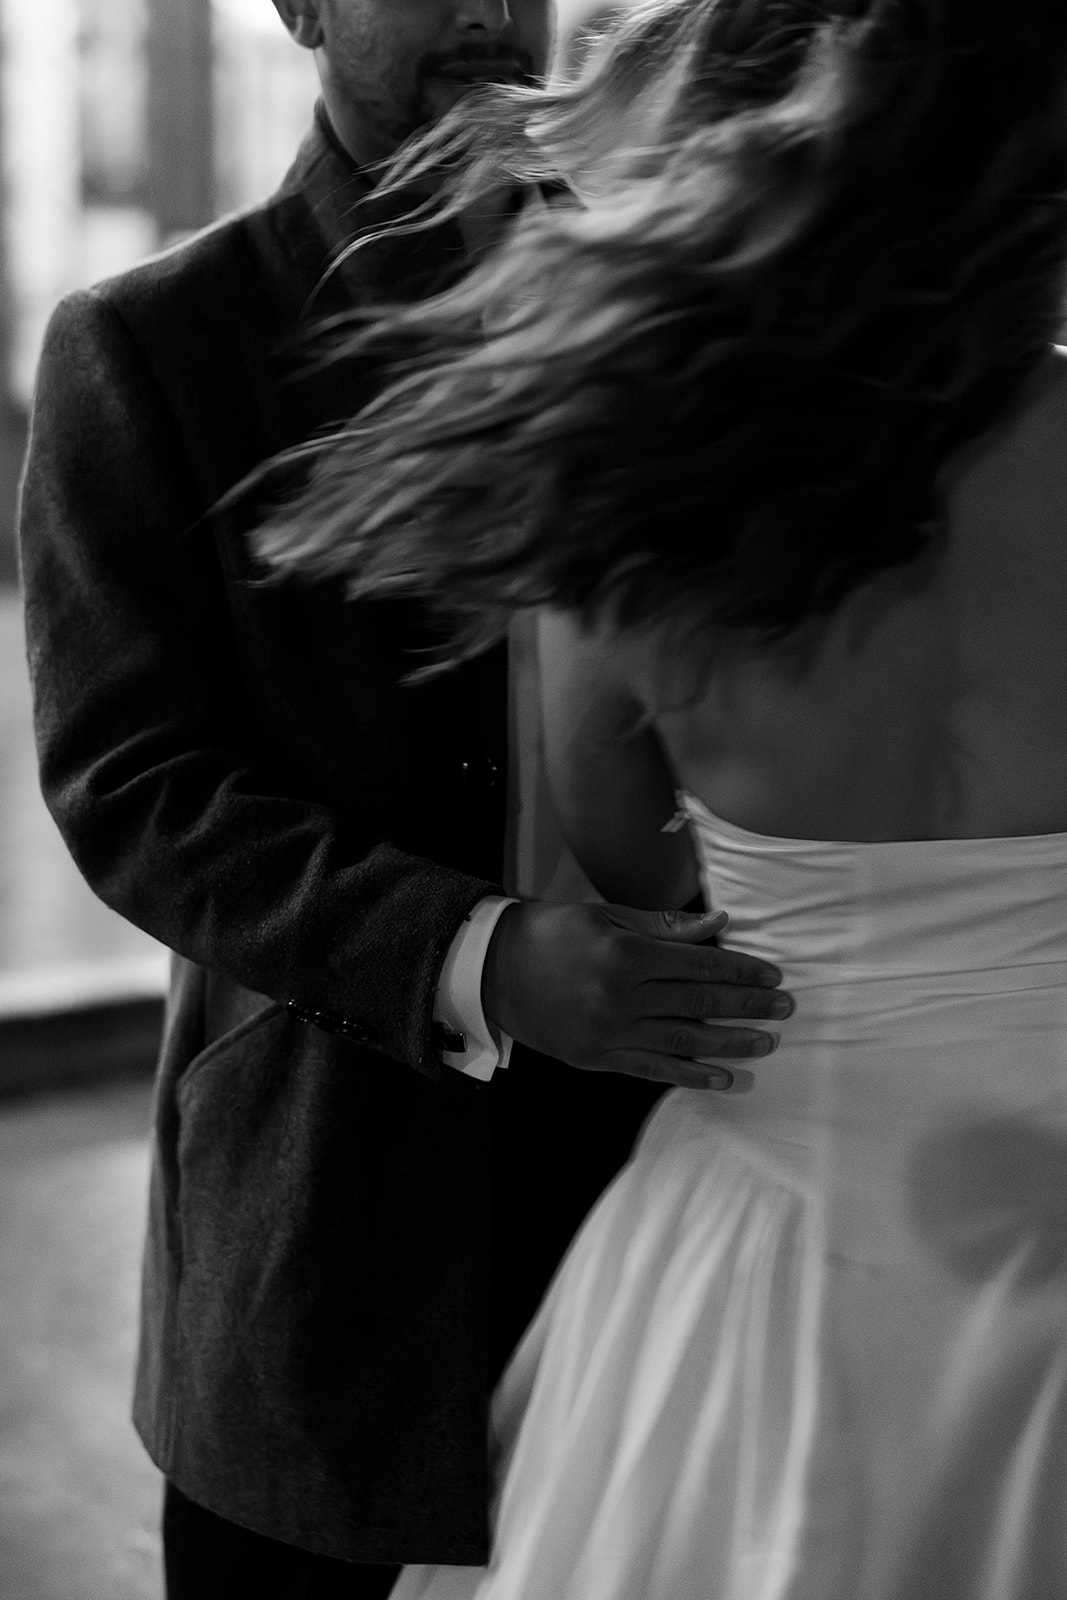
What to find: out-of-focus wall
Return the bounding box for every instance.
[1,0,83,411]
[0,0,318,411]
[214,0,318,218]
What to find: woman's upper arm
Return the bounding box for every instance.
[536,610,699,909]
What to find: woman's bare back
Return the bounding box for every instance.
[654,347,1067,844]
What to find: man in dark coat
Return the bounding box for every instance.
[18,1,788,1595]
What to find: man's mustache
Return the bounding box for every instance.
[419,45,539,85]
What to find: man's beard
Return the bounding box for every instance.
[411,43,540,129]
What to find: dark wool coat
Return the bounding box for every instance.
[18,108,662,1565]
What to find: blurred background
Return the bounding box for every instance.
[0,2,628,1597]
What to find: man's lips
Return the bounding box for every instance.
[424,56,532,85]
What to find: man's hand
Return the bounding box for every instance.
[482,901,793,1091]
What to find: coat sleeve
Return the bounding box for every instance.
[18,286,498,1079]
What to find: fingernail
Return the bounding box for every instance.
[752,1033,778,1055]
[706,1069,734,1091]
[770,994,793,1019]
[701,910,728,929]
[759,969,783,987]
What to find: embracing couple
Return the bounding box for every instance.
[20,1,1067,1597]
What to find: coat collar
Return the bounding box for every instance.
[269,101,468,314]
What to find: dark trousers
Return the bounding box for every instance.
[162,1482,401,1599]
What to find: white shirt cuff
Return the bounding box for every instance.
[433,896,518,1082]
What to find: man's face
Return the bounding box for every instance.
[317,0,557,160]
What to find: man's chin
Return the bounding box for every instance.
[419,72,523,122]
[421,80,470,119]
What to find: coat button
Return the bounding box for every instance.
[461,756,502,793]
[339,1018,375,1044]
[287,1000,375,1045]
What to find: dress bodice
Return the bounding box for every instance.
[680,789,1067,983]
[677,790,1067,1274]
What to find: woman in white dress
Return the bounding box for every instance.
[260,0,1067,1593]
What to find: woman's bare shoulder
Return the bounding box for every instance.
[536,608,652,694]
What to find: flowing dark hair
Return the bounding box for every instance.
[256,0,1067,665]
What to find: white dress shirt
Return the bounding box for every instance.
[433,894,516,1081]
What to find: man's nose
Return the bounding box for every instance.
[454,0,513,36]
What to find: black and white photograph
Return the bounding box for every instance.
[3,2,1067,1597]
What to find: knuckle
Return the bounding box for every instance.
[700,947,728,984]
[579,960,615,1012]
[688,985,712,1019]
[669,1026,693,1057]
[697,985,724,1018]
[595,929,636,990]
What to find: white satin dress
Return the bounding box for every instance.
[394,793,1067,1600]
